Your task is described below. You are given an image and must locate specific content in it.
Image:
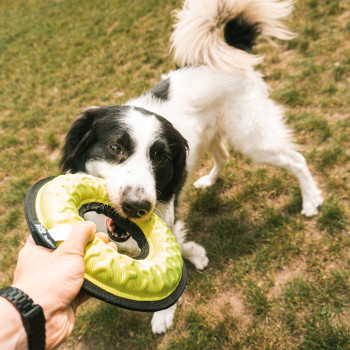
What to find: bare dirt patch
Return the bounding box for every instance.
[268,259,307,298]
[203,289,253,328]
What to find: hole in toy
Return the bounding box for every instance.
[78,203,150,260]
[106,217,131,242]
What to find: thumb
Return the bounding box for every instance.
[58,221,96,256]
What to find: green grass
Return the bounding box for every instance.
[0,0,349,349]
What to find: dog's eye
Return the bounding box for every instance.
[157,155,170,166]
[110,144,122,154]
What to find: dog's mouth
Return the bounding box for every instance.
[106,217,131,242]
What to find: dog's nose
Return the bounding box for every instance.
[122,195,151,218]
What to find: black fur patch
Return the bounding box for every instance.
[151,122,188,202]
[60,106,133,173]
[148,78,170,101]
[224,15,261,52]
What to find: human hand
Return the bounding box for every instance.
[12,221,117,349]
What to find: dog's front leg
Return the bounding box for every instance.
[151,303,178,334]
[173,221,209,270]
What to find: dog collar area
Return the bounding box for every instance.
[24,174,186,312]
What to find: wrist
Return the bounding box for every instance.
[11,284,74,350]
[0,296,28,350]
[0,287,46,350]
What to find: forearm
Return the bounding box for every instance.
[0,297,28,350]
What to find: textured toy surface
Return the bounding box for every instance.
[35,174,110,232]
[24,174,186,310]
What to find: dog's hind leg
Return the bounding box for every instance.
[247,149,323,217]
[194,138,229,189]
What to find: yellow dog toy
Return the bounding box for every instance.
[24,174,186,312]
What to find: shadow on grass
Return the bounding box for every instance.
[73,302,156,350]
[186,177,304,272]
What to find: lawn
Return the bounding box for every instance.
[0,0,349,349]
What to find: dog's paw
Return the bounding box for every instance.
[182,241,209,270]
[194,175,215,189]
[301,193,324,217]
[151,304,177,334]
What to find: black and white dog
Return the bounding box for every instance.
[61,0,323,333]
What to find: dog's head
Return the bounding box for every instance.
[60,105,188,222]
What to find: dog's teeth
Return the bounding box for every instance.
[106,218,131,242]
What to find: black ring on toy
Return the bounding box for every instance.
[24,177,57,249]
[23,176,187,312]
[78,203,149,260]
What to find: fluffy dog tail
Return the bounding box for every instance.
[171,0,294,71]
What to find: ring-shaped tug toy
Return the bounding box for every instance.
[24,174,186,312]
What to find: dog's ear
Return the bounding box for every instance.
[160,124,189,202]
[171,137,188,196]
[60,107,101,173]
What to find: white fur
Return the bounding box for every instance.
[151,303,178,334]
[171,0,295,71]
[130,66,323,221]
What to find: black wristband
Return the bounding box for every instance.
[0,286,45,350]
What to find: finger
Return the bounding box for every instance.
[25,235,36,247]
[58,221,96,255]
[96,232,109,244]
[107,241,118,251]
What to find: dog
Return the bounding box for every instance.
[60,0,323,334]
